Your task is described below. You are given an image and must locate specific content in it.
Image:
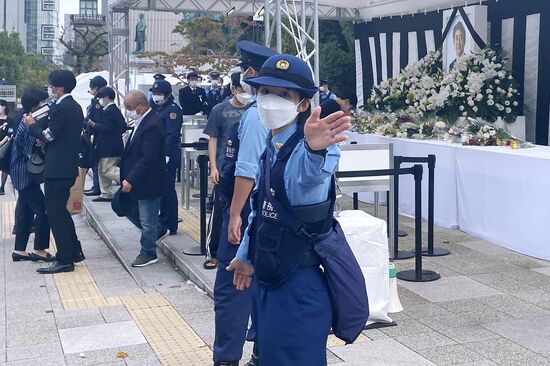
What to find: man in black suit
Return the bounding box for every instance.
[24,69,85,274]
[121,90,166,267]
[178,71,208,115]
[86,86,126,202]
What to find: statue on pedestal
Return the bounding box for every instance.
[134,13,147,53]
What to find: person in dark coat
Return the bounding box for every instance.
[24,69,85,274]
[10,88,52,263]
[86,86,125,202]
[149,80,183,237]
[84,75,108,197]
[178,71,208,115]
[0,99,14,195]
[120,90,166,267]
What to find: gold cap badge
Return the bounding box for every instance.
[274,142,283,150]
[153,83,158,88]
[276,60,290,71]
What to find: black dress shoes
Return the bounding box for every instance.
[36,261,75,274]
[92,197,112,202]
[29,252,55,262]
[84,191,101,197]
[12,252,32,262]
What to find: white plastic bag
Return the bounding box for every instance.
[336,210,392,325]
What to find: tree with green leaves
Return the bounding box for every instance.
[0,31,50,95]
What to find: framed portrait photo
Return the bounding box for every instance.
[443,5,488,72]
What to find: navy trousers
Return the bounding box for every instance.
[213,207,254,362]
[256,267,332,366]
[159,157,178,232]
[91,161,100,192]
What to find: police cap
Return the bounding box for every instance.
[209,71,221,79]
[153,73,166,80]
[151,80,172,95]
[320,79,330,86]
[89,75,108,89]
[187,71,199,79]
[236,40,277,70]
[245,54,318,98]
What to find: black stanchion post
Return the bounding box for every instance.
[422,154,450,257]
[393,156,414,260]
[353,193,359,210]
[183,154,208,256]
[397,164,440,282]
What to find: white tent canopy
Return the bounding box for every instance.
[318,0,465,18]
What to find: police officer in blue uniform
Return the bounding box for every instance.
[226,54,352,365]
[319,79,337,103]
[212,40,277,366]
[206,71,224,116]
[84,75,108,197]
[149,80,183,237]
[147,73,166,104]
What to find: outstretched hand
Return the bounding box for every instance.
[304,106,351,151]
[226,258,254,291]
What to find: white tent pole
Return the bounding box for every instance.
[276,0,282,52]
[264,0,270,47]
[313,0,320,105]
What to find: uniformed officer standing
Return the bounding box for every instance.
[149,80,183,237]
[319,79,337,103]
[147,73,166,104]
[84,75,108,197]
[212,40,276,366]
[178,72,208,116]
[206,71,224,116]
[227,54,352,365]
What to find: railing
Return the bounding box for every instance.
[70,14,106,25]
[0,85,16,102]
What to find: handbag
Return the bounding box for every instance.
[0,138,13,172]
[78,128,95,169]
[27,147,45,175]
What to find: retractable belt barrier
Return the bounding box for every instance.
[393,155,450,259]
[336,166,441,282]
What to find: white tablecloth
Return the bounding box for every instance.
[346,132,550,261]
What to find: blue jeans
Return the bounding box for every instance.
[126,198,161,256]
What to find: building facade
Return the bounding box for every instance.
[24,0,59,57]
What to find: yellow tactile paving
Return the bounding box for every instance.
[0,200,15,239]
[177,206,201,243]
[120,292,212,365]
[54,264,109,310]
[326,333,370,348]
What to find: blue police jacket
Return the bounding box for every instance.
[236,121,340,263]
[235,99,269,180]
[150,95,183,159]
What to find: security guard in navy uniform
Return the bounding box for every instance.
[206,71,224,116]
[178,71,208,115]
[319,79,337,103]
[147,73,166,104]
[226,54,352,365]
[150,80,183,237]
[84,75,108,197]
[212,41,276,366]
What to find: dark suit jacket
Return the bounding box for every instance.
[120,110,166,200]
[29,95,83,179]
[178,86,207,115]
[93,104,124,159]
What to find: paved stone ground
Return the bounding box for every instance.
[1,174,550,365]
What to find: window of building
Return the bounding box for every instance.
[80,0,97,16]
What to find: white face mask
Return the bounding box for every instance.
[211,80,219,87]
[189,80,198,88]
[98,98,106,107]
[257,94,301,130]
[0,106,5,114]
[319,86,326,93]
[127,108,140,120]
[241,80,253,95]
[152,95,166,105]
[235,92,252,105]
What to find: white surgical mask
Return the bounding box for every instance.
[98,98,106,107]
[211,80,219,87]
[241,80,253,95]
[0,106,5,114]
[235,92,252,105]
[127,109,140,120]
[189,80,198,88]
[257,94,301,130]
[152,95,165,105]
[319,86,326,93]
[48,87,56,100]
